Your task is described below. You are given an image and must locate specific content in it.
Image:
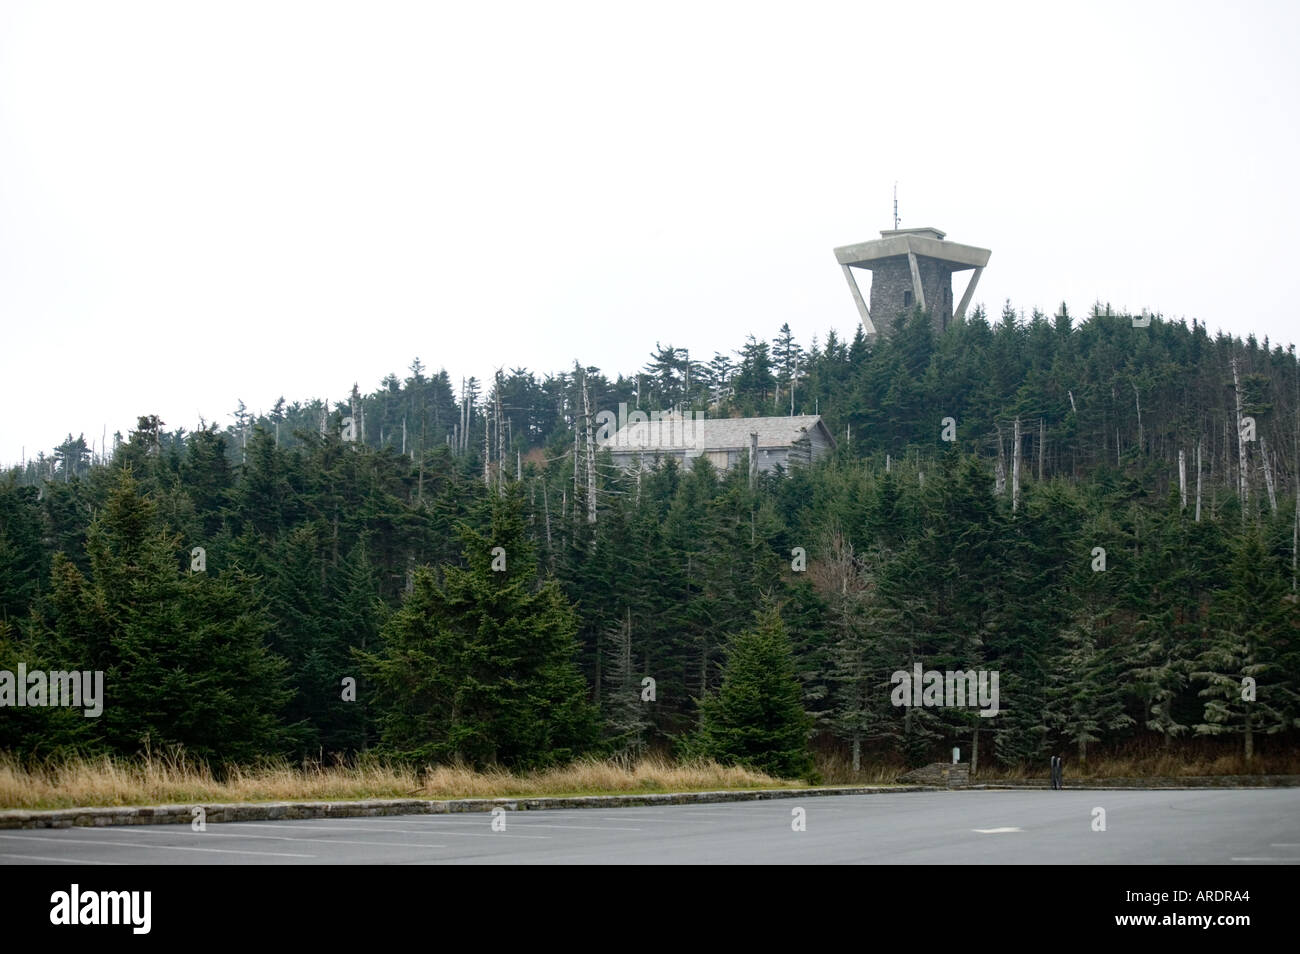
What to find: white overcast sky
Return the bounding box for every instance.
[2,0,1298,463]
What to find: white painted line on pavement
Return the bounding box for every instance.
[0,833,314,858]
[396,816,642,831]
[85,828,449,851]
[487,823,643,831]
[1231,857,1300,862]
[0,851,118,865]
[218,821,550,840]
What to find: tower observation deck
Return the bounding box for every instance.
[833,227,991,339]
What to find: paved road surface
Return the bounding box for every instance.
[2,790,1297,864]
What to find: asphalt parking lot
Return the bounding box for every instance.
[3,788,1297,864]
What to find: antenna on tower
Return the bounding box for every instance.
[893,182,899,230]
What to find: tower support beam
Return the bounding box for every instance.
[953,265,984,323]
[907,251,926,311]
[840,265,874,336]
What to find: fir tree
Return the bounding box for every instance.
[691,602,814,779]
[1194,528,1300,762]
[361,486,598,767]
[603,610,650,758]
[39,470,292,762]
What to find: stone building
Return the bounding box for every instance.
[833,227,991,339]
[598,414,836,475]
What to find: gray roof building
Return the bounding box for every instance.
[598,413,836,475]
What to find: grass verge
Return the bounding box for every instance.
[10,745,1289,811]
[0,751,798,811]
[812,748,1300,785]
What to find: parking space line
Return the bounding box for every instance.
[399,817,642,832]
[0,851,117,865]
[218,821,550,840]
[85,828,449,851]
[1231,856,1299,862]
[0,833,314,858]
[486,823,642,831]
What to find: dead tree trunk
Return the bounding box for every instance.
[994,425,1006,496]
[542,480,553,552]
[483,399,491,487]
[583,371,597,523]
[1245,634,1256,764]
[1178,448,1187,510]
[1132,381,1143,451]
[1232,357,1249,516]
[496,372,506,496]
[1038,417,1045,481]
[1012,417,1021,513]
[1195,439,1203,522]
[1261,436,1278,513]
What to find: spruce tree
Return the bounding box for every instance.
[1194,528,1300,762]
[41,470,291,762]
[691,603,814,779]
[603,610,650,758]
[0,479,45,622]
[361,486,598,767]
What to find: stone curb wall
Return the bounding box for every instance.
[8,776,1293,828]
[970,775,1300,790]
[0,785,936,830]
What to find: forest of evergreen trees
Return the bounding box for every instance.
[2,303,1299,776]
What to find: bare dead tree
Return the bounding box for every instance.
[1195,439,1203,523]
[994,425,1006,496]
[483,393,491,488]
[1261,436,1278,513]
[1132,380,1143,450]
[495,371,506,496]
[582,369,596,523]
[1038,417,1045,481]
[1178,448,1187,510]
[1012,417,1021,513]
[1232,357,1249,518]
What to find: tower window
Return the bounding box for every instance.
[903,290,913,308]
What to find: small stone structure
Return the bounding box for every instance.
[897,762,971,789]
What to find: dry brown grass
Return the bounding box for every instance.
[0,751,791,811]
[812,745,1300,784]
[416,753,787,799]
[10,742,1288,811]
[811,751,906,786]
[1037,749,1300,779]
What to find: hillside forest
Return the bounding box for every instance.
[3,303,1299,779]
